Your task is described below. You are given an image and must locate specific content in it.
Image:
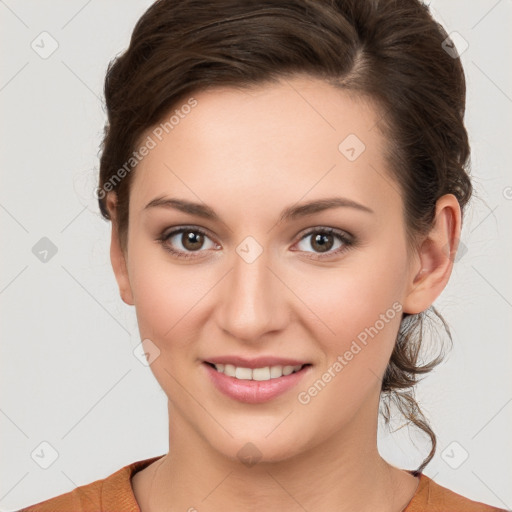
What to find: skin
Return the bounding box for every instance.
[106,75,461,512]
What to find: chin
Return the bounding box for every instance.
[198,418,315,467]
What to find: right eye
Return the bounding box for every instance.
[157,226,220,260]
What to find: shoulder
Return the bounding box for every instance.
[405,473,508,512]
[18,455,165,512]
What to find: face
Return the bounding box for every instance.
[110,76,427,464]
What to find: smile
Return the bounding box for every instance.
[207,362,306,381]
[203,360,312,403]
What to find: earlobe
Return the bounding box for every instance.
[403,194,462,315]
[106,193,134,306]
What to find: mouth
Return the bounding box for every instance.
[204,362,310,381]
[202,359,312,403]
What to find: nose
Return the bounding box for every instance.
[215,244,288,343]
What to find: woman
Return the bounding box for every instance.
[20,0,507,510]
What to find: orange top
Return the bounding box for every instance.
[19,455,507,512]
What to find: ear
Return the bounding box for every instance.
[106,192,134,306]
[402,194,462,314]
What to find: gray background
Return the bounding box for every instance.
[1,1,511,510]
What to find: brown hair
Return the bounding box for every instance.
[97,0,472,473]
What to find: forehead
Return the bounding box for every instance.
[129,76,399,220]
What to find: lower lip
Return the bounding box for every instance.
[203,363,310,404]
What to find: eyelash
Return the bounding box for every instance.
[157,225,355,261]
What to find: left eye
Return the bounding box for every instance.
[294,228,352,256]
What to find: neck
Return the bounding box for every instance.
[142,395,418,512]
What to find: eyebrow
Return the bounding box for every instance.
[143,195,374,222]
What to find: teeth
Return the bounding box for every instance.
[270,366,283,378]
[282,365,295,376]
[252,367,270,381]
[224,364,236,377]
[235,367,252,380]
[212,363,303,380]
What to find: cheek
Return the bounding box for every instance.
[128,252,209,398]
[295,247,407,341]
[127,241,202,343]
[288,243,409,399]
[291,263,406,431]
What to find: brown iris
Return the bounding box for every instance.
[181,230,204,251]
[310,232,334,253]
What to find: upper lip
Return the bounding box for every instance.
[204,356,310,369]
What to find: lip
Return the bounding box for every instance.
[203,361,311,404]
[204,355,309,369]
